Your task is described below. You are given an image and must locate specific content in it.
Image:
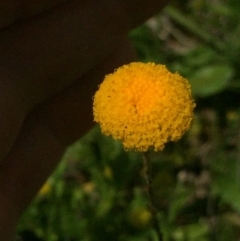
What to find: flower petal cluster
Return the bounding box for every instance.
[93,62,195,151]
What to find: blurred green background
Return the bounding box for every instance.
[17,0,240,240]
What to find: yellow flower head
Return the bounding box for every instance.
[93,62,195,151]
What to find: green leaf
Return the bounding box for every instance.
[172,222,209,241]
[211,155,240,213]
[189,64,234,97]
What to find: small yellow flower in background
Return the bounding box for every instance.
[103,165,113,179]
[93,62,195,151]
[82,182,95,194]
[38,181,51,197]
[128,207,152,229]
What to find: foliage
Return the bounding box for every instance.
[18,0,240,240]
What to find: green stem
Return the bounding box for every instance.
[164,6,223,52]
[143,152,163,241]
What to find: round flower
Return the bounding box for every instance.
[93,62,195,151]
